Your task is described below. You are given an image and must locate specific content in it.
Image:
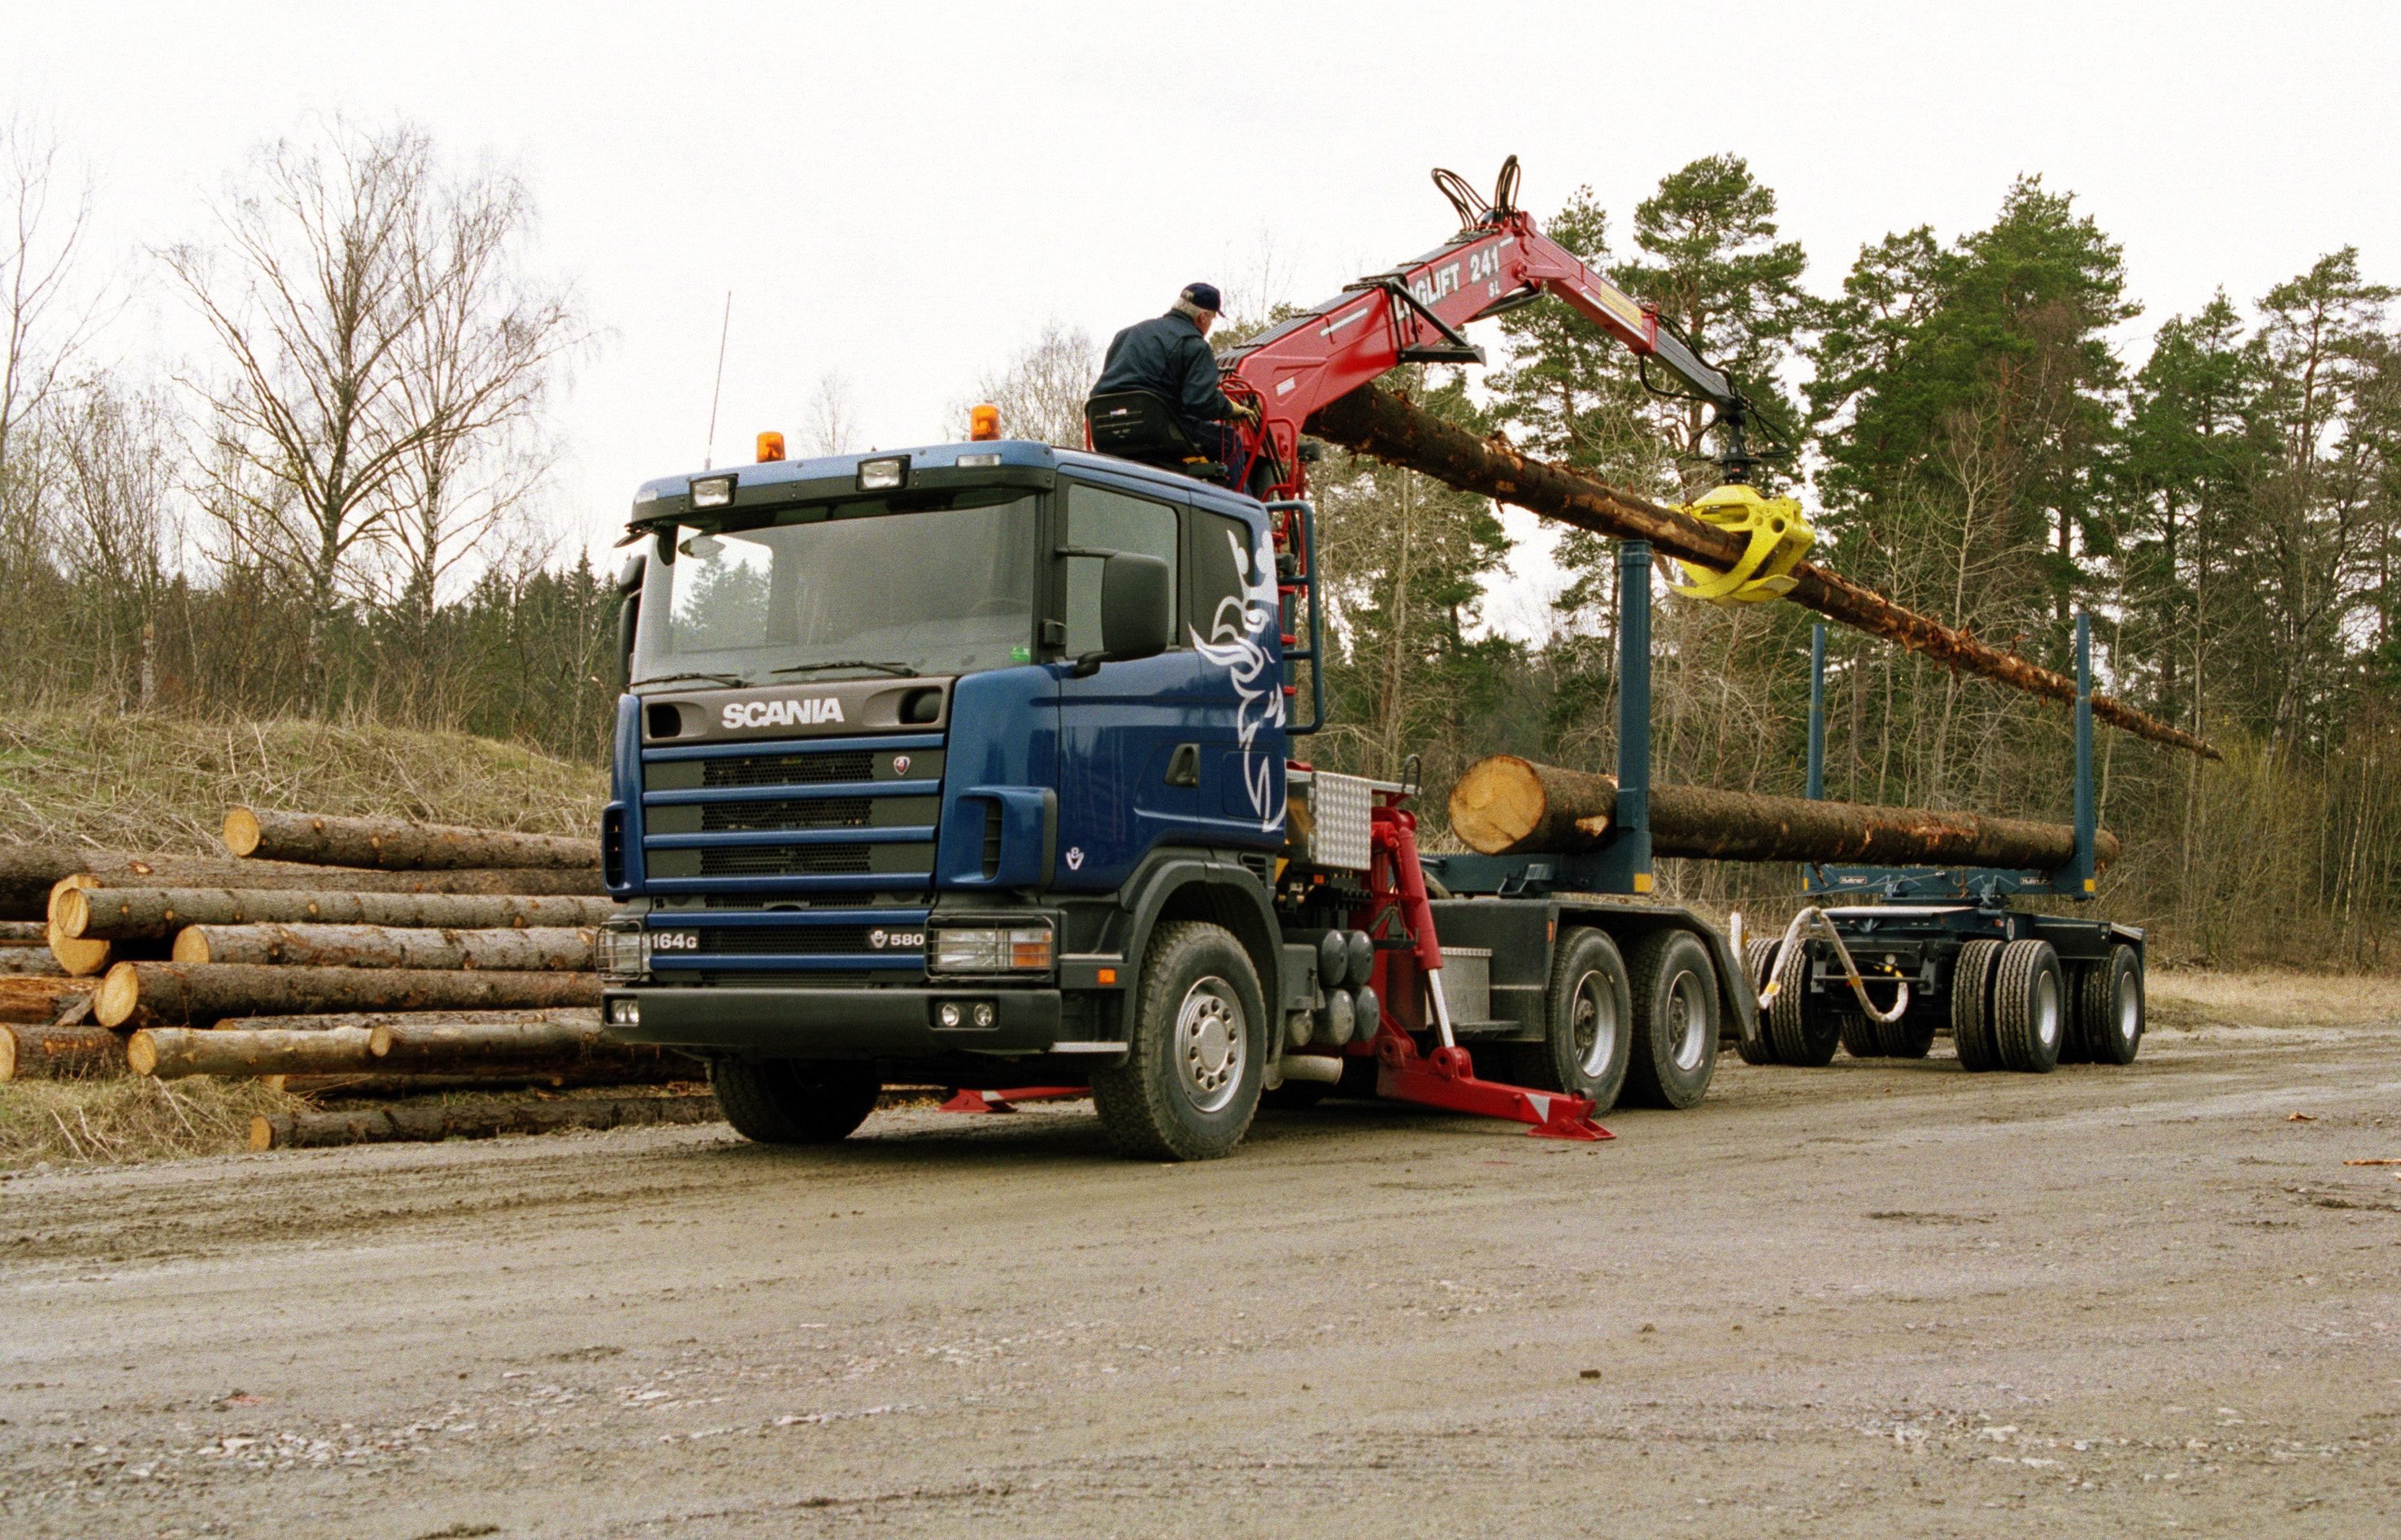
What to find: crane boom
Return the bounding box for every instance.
[1219,157,1753,500]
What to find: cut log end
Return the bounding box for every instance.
[249,1114,279,1151]
[48,921,111,978]
[1446,756,1617,855]
[0,1029,13,1081]
[96,962,141,1029]
[224,807,263,859]
[126,1029,159,1077]
[171,927,211,965]
[54,887,90,938]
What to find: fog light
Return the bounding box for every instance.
[690,474,734,509]
[598,921,650,982]
[972,1002,996,1029]
[857,456,907,491]
[608,998,641,1027]
[937,1001,964,1029]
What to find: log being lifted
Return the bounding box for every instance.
[0,844,602,920]
[0,1023,125,1081]
[95,962,600,1028]
[1450,755,2120,870]
[224,808,598,871]
[172,924,596,972]
[61,888,616,942]
[1308,385,2219,761]
[250,1093,717,1151]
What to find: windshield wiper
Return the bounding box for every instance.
[768,659,916,679]
[629,670,750,689]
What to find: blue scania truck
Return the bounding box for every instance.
[594,436,1777,1159]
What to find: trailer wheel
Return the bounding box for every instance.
[1835,1009,1882,1059]
[1622,929,1720,1108]
[2077,944,2144,1065]
[1734,938,1781,1064]
[1874,1003,1939,1059]
[1764,939,1839,1068]
[1090,920,1266,1160]
[1990,939,2066,1074]
[711,1059,880,1145]
[1951,939,2003,1072]
[1509,927,1633,1111]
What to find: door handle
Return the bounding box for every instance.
[1164,742,1201,788]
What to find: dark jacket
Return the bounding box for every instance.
[1092,311,1237,424]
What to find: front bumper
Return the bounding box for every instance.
[601,986,1063,1059]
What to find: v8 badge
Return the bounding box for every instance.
[1063,846,1085,872]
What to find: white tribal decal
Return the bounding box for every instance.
[1190,524,1288,830]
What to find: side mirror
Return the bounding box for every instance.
[1075,551,1172,676]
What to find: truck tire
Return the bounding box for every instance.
[1090,920,1266,1160]
[1735,938,1781,1065]
[1507,926,1633,1111]
[1621,928,1720,1108]
[1951,939,2003,1072]
[710,1059,880,1145]
[1764,939,1839,1068]
[1874,1002,1939,1059]
[1835,1007,1881,1059]
[2077,944,2144,1065]
[1990,938,2065,1074]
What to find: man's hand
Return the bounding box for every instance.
[1228,401,1262,427]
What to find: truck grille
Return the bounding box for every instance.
[701,750,877,787]
[700,796,872,832]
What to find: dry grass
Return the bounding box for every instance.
[2148,968,2401,1030]
[0,707,606,855]
[0,1075,305,1171]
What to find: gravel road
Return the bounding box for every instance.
[3,988,2398,1537]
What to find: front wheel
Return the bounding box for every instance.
[1090,921,1267,1160]
[711,1059,880,1145]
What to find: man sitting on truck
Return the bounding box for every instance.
[1090,283,1260,481]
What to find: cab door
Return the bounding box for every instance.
[1053,478,1265,891]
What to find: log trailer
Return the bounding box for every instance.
[597,160,2146,1159]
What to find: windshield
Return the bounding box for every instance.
[633,494,1040,685]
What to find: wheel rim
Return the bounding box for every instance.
[2116,970,2139,1046]
[1173,977,1246,1114]
[1572,970,1620,1079]
[1666,968,1709,1072]
[2034,969,2060,1049]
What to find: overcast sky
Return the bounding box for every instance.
[10,1,2399,633]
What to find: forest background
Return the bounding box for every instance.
[4,119,2395,968]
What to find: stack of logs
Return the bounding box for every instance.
[0,810,711,1148]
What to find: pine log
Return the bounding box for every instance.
[249,1093,718,1150]
[0,947,65,977]
[1308,385,2219,761]
[263,1065,698,1097]
[47,917,115,977]
[0,920,47,946]
[1447,757,1620,854]
[215,1007,601,1034]
[172,924,596,972]
[1,844,593,917]
[0,1023,126,1081]
[0,977,96,1024]
[62,887,616,941]
[1447,755,2120,869]
[224,808,598,871]
[95,963,600,1029]
[366,1016,672,1074]
[128,1026,376,1080]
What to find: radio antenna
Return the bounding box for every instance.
[702,290,733,469]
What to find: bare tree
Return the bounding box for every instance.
[803,368,859,457]
[0,118,105,535]
[376,166,583,624]
[968,321,1099,446]
[163,123,442,668]
[52,376,176,704]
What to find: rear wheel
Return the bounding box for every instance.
[1874,1001,1940,1059]
[1090,920,1266,1160]
[1765,939,1839,1068]
[1621,929,1720,1109]
[2076,943,2144,1066]
[1951,940,2003,1072]
[1507,927,1633,1111]
[1991,939,2066,1074]
[1835,1007,1882,1059]
[711,1059,881,1145]
[1735,937,1781,1064]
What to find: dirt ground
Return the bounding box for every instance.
[2,973,2398,1538]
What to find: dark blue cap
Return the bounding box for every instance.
[1181,282,1224,314]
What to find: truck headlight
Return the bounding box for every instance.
[598,921,651,982]
[857,456,908,491]
[929,924,1053,975]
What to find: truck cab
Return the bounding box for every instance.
[599,440,1304,1155]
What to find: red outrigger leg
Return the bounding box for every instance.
[1361,800,1613,1142]
[937,1086,1086,1114]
